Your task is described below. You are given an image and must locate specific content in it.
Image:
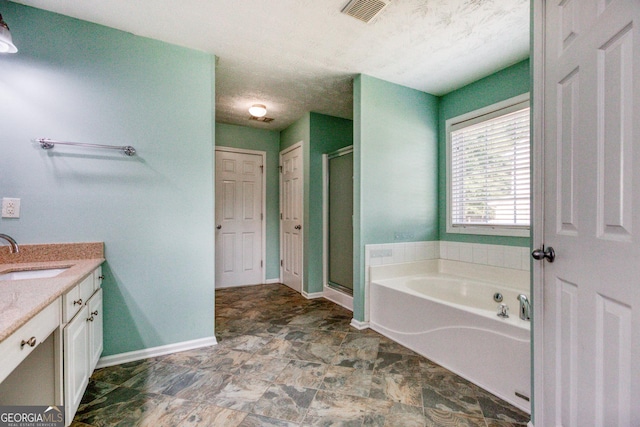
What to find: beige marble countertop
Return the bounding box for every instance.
[0,257,104,343]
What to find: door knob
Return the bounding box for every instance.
[294,225,302,230]
[216,225,222,230]
[532,245,555,263]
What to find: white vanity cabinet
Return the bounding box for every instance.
[62,266,103,426]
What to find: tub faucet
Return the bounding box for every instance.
[497,304,509,318]
[517,294,531,321]
[0,234,19,253]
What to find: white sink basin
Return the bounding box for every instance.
[0,268,69,281]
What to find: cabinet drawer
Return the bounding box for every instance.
[0,299,60,384]
[63,275,94,323]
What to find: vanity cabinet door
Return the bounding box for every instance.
[63,306,89,425]
[86,288,103,373]
[92,266,103,292]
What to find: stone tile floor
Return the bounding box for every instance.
[72,283,530,426]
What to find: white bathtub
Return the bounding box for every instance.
[369,260,531,413]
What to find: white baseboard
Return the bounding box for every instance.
[323,286,353,312]
[302,290,324,299]
[265,278,281,284]
[96,336,217,369]
[527,422,533,427]
[350,318,370,330]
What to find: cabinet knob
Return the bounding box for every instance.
[73,298,83,306]
[98,275,105,280]
[20,336,37,349]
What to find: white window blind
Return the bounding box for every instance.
[450,105,530,231]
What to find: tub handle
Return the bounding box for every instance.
[497,304,509,318]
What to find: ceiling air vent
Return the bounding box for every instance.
[341,0,390,24]
[249,116,274,123]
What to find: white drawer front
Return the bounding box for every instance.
[0,299,60,384]
[63,275,93,323]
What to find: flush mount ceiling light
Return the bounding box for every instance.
[248,104,267,118]
[0,14,18,54]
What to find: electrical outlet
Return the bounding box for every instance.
[2,198,21,218]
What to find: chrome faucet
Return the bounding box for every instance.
[497,303,509,318]
[0,234,19,253]
[517,294,531,321]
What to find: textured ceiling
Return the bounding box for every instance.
[11,0,530,131]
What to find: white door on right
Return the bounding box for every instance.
[541,0,639,425]
[280,144,303,293]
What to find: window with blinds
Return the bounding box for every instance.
[446,95,530,237]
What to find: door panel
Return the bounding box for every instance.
[215,149,263,288]
[540,0,639,425]
[281,145,303,293]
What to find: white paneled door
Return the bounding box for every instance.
[280,144,303,293]
[538,0,639,425]
[215,149,264,288]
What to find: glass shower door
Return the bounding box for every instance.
[327,147,353,294]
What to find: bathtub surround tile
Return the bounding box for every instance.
[520,247,532,270]
[404,242,417,262]
[73,283,529,427]
[487,245,505,268]
[502,247,522,270]
[459,244,474,263]
[472,244,489,265]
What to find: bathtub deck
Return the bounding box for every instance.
[72,283,530,426]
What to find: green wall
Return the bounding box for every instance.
[280,113,311,151]
[438,59,531,247]
[354,75,439,320]
[0,2,216,356]
[215,123,280,280]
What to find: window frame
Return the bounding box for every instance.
[445,93,531,237]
